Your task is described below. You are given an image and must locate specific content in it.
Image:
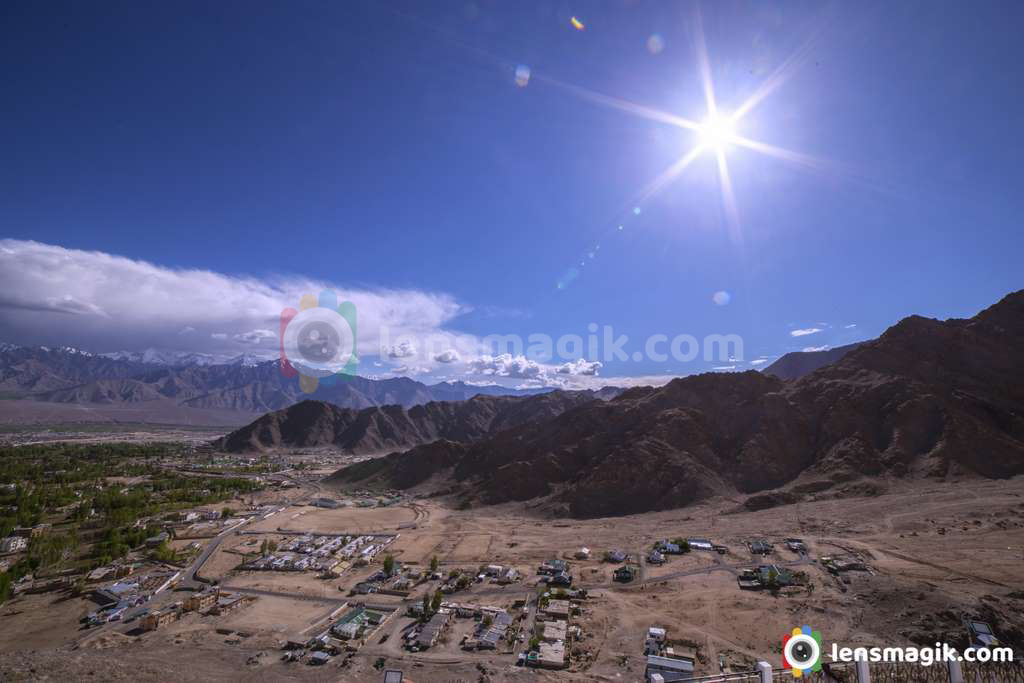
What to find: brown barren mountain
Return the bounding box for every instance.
[216,390,605,453]
[761,341,866,380]
[333,290,1024,517]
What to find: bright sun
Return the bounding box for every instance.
[698,113,737,150]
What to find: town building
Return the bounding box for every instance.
[614,565,638,582]
[214,592,246,614]
[496,567,519,584]
[645,654,695,682]
[536,640,566,669]
[539,559,569,575]
[540,619,568,643]
[605,549,628,563]
[1,536,27,553]
[542,599,571,619]
[184,589,217,612]
[656,540,683,554]
[416,610,451,649]
[548,570,572,587]
[784,538,807,553]
[142,607,179,631]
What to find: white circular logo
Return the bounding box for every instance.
[785,634,821,672]
[281,306,354,378]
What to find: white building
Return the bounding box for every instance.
[1,536,28,553]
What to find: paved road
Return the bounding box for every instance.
[180,507,284,589]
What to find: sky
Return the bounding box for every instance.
[1,1,1022,388]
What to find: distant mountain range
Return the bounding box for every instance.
[330,290,1024,518]
[0,344,553,417]
[762,341,868,380]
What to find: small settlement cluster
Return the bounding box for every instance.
[242,532,395,574]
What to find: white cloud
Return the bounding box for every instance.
[556,358,602,376]
[433,349,461,363]
[463,353,611,388]
[844,323,857,329]
[790,327,823,337]
[388,339,418,358]
[390,364,429,376]
[468,354,546,380]
[233,328,275,344]
[750,359,769,366]
[713,365,737,371]
[0,239,462,359]
[802,345,830,352]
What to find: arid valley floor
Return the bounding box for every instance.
[1,428,1023,682]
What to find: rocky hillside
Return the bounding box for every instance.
[334,290,1024,517]
[762,341,866,380]
[216,390,605,453]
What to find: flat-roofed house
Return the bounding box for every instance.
[645,654,695,682]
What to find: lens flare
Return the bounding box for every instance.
[514,64,531,87]
[570,16,584,31]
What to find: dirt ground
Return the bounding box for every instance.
[245,504,418,534]
[2,475,1023,682]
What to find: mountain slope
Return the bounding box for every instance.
[762,341,867,380]
[216,390,604,453]
[333,290,1024,517]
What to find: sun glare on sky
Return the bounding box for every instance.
[697,113,737,151]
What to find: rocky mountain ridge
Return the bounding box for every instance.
[332,290,1024,517]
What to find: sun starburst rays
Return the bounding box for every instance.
[540,10,843,248]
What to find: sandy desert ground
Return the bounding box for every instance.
[1,474,1022,682]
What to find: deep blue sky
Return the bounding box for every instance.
[2,1,1022,380]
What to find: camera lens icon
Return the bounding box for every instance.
[296,320,341,364]
[783,626,822,678]
[280,290,357,393]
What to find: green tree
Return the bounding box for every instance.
[0,572,12,604]
[383,554,395,576]
[421,592,430,616]
[221,507,234,519]
[430,589,442,613]
[429,555,438,572]
[150,541,176,564]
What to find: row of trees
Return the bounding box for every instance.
[1,530,83,603]
[419,588,443,620]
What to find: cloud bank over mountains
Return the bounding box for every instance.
[0,240,636,388]
[0,238,460,362]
